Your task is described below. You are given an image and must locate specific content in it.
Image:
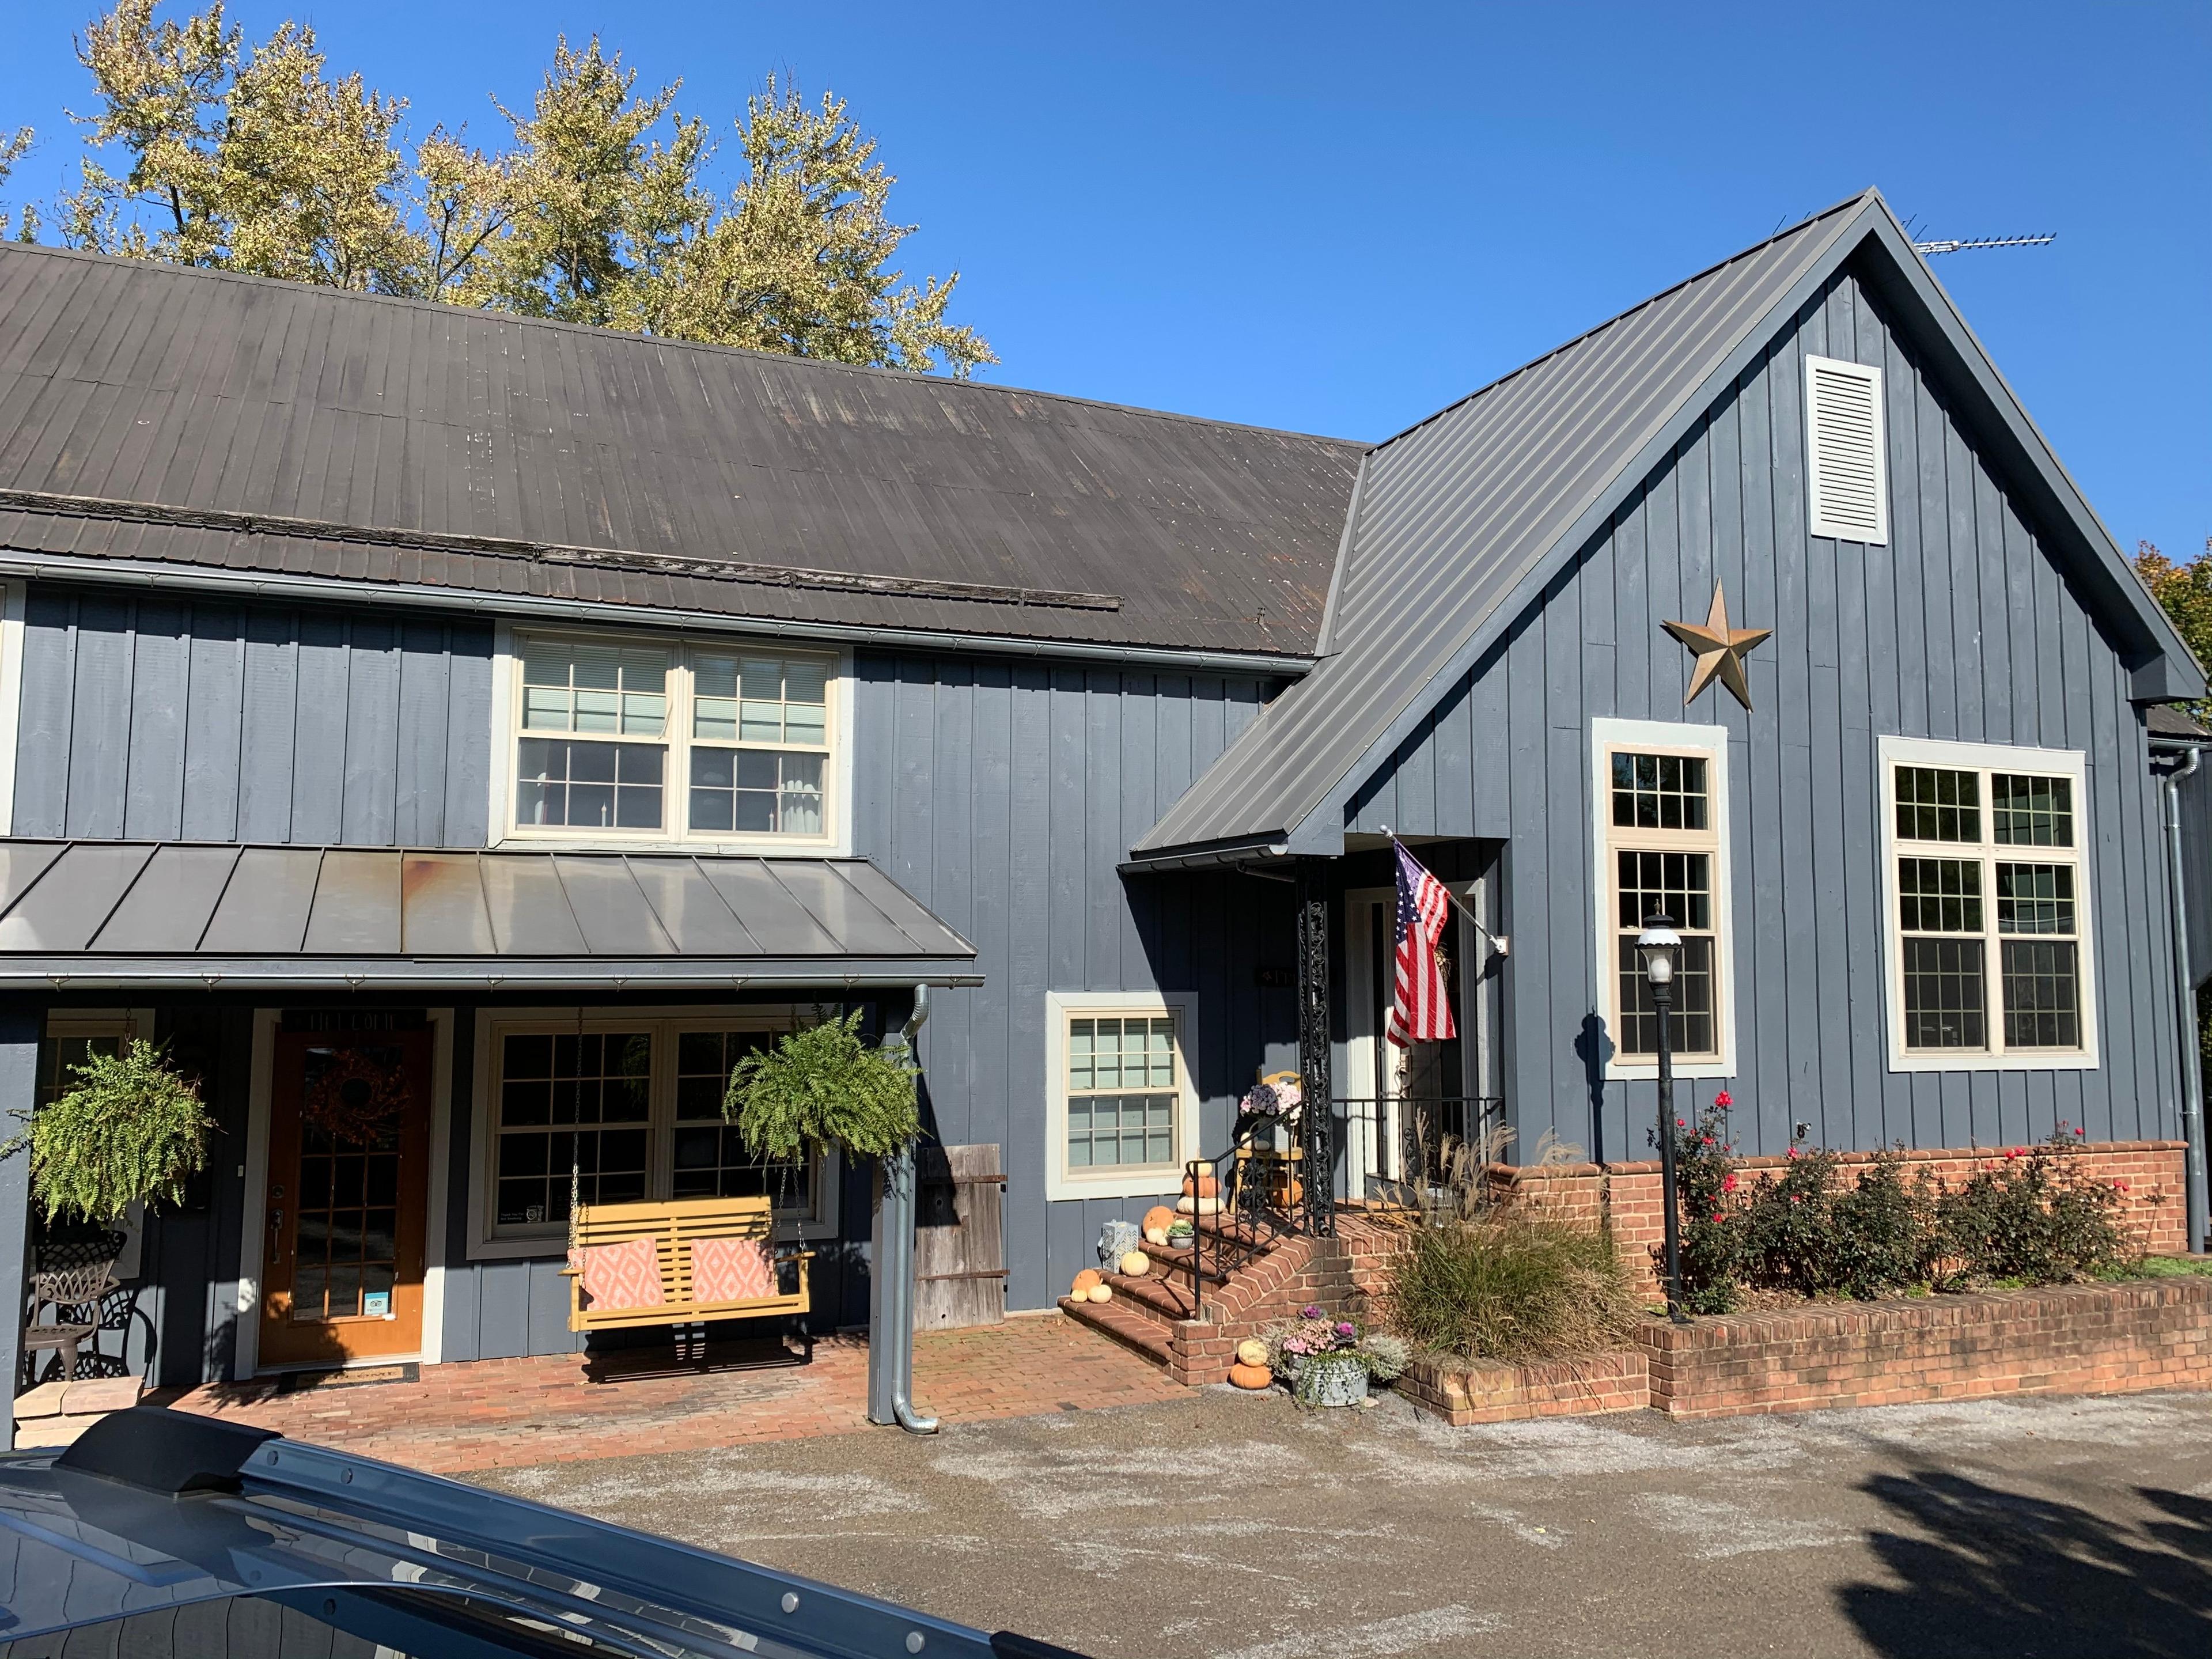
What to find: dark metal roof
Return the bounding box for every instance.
[0,243,1360,657]
[0,841,979,986]
[2149,704,2206,740]
[1135,190,2207,861]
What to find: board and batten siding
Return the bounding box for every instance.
[1348,266,2181,1165]
[10,589,494,846]
[853,653,1300,1312]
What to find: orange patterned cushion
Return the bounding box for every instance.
[691,1236,778,1304]
[569,1237,665,1310]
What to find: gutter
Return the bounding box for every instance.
[869,985,940,1435]
[0,551,1320,678]
[2154,735,2211,1252]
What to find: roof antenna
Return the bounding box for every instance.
[1912,231,2058,257]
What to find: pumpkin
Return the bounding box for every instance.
[1272,1177,1304,1207]
[1086,1282,1113,1303]
[1235,1338,1269,1368]
[1071,1268,1102,1297]
[1119,1250,1151,1277]
[1195,1196,1221,1216]
[1174,1195,1196,1215]
[1228,1362,1272,1391]
[1142,1205,1176,1234]
[1180,1173,1219,1199]
[1142,1225,1169,1247]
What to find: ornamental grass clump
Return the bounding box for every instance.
[724,1008,919,1162]
[1385,1214,1641,1363]
[3,1043,216,1222]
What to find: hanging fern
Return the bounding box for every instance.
[724,1009,918,1162]
[3,1043,217,1223]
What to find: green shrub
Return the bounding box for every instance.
[1385,1214,1641,1362]
[3,1043,215,1222]
[1938,1135,2127,1284]
[1735,1143,1941,1300]
[724,1009,919,1161]
[1668,1097,1745,1313]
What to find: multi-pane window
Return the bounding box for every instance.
[1606,749,1722,1059]
[1886,744,2091,1062]
[510,634,837,843]
[480,1016,831,1248]
[1065,1015,1180,1173]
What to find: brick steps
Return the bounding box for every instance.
[1059,1293,1173,1365]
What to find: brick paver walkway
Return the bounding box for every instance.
[156,1315,1184,1475]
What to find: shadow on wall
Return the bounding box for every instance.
[1838,1468,2212,1658]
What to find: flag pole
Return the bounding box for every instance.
[1387,832,1509,957]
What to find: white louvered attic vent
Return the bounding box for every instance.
[1805,354,1888,545]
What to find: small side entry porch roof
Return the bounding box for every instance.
[0,841,980,990]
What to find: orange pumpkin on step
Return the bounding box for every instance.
[1141,1205,1176,1234]
[1070,1268,1101,1298]
[1228,1362,1273,1391]
[1181,1172,1219,1199]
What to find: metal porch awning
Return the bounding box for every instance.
[0,841,980,990]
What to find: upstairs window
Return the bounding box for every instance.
[1881,738,2096,1071]
[507,632,840,846]
[1805,354,1889,546]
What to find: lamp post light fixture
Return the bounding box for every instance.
[1638,911,1690,1324]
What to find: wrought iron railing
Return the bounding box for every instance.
[1336,1095,1508,1201]
[1179,1111,1319,1321]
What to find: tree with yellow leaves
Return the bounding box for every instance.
[41,1,991,376]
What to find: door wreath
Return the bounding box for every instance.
[302,1048,409,1146]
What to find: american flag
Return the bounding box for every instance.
[1387,842,1457,1046]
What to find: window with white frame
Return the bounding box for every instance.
[1590,718,1734,1076]
[1880,738,2096,1069]
[1044,994,1198,1202]
[474,1012,834,1254]
[509,632,838,843]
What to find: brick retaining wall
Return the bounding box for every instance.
[1637,1276,2212,1418]
[1399,1350,1649,1426]
[1489,1140,2187,1285]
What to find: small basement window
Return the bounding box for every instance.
[1805,354,1888,546]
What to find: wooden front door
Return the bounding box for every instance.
[259,1028,432,1368]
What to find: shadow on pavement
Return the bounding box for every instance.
[1839,1468,2212,1658]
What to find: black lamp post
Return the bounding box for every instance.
[1638,910,1689,1324]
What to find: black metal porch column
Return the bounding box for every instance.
[1296,863,1335,1237]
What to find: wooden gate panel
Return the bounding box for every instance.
[914,1143,1005,1330]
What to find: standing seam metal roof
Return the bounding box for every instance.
[1134,189,2204,859]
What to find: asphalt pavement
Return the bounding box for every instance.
[475,1385,2212,1658]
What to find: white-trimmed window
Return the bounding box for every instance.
[1044,992,1199,1202]
[468,1009,838,1258]
[1805,354,1889,546]
[1590,718,1736,1078]
[502,630,844,847]
[1879,737,2097,1071]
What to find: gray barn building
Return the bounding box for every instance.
[0,188,2199,1419]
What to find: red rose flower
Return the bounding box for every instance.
[1714,1091,1733,1109]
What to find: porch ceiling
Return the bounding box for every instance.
[0,841,980,988]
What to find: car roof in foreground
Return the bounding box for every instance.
[0,1407,1078,1659]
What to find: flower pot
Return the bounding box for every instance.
[1292,1352,1370,1408]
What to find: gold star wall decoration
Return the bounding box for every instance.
[1662,581,1771,711]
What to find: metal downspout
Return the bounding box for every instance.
[2164,750,2211,1252]
[868,986,940,1434]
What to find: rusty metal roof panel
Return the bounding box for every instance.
[399,852,497,955]
[0,842,976,984]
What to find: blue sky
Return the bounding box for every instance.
[0,1,2205,557]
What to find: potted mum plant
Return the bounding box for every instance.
[1268,1305,1410,1408]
